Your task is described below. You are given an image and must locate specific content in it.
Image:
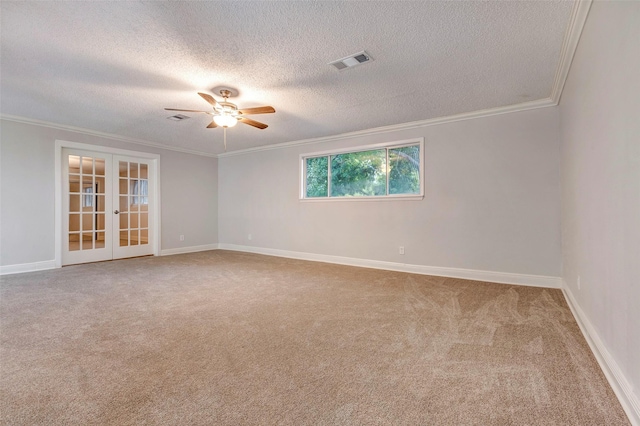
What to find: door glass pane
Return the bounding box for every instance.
[130,213,139,228]
[69,195,80,212]
[69,233,80,251]
[82,214,94,231]
[69,214,80,232]
[119,213,128,230]
[82,176,94,212]
[95,232,105,249]
[82,195,94,212]
[140,213,148,228]
[140,164,148,179]
[82,233,93,250]
[69,178,80,193]
[96,177,105,193]
[69,155,80,174]
[95,159,105,176]
[119,178,128,195]
[95,232,104,248]
[96,195,105,212]
[140,229,148,245]
[82,157,93,175]
[130,180,139,195]
[82,175,93,190]
[129,163,138,179]
[130,230,139,246]
[119,196,128,212]
[119,161,128,177]
[120,231,128,246]
[129,196,138,211]
[96,214,105,231]
[139,180,148,198]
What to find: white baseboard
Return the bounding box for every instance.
[0,260,57,276]
[562,282,640,426]
[160,243,219,256]
[0,246,561,289]
[1,246,221,274]
[217,244,561,288]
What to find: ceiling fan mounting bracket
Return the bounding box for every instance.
[212,86,239,98]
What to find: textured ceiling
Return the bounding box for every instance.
[0,1,574,155]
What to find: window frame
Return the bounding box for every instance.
[300,138,424,202]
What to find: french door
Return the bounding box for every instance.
[62,149,155,265]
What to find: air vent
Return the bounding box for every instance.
[167,114,190,121]
[329,51,372,71]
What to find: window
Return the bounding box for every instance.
[301,139,423,200]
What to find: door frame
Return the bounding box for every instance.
[55,140,161,268]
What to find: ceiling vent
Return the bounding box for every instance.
[167,114,190,121]
[330,51,372,71]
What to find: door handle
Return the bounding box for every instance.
[114,210,120,214]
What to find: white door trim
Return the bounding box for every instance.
[55,140,161,268]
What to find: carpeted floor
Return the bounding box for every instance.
[0,250,629,425]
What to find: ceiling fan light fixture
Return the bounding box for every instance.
[213,114,238,128]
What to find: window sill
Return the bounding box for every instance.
[300,194,424,202]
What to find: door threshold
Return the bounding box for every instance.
[62,254,155,267]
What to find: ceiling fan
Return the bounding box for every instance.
[165,89,275,130]
[165,88,275,150]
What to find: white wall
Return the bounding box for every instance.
[219,107,562,279]
[559,1,640,421]
[0,119,218,268]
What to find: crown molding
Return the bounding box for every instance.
[0,114,217,158]
[0,96,564,162]
[550,0,593,104]
[218,97,556,158]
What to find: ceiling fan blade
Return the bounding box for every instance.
[238,117,268,129]
[237,106,276,115]
[206,120,218,128]
[164,108,211,113]
[198,92,219,108]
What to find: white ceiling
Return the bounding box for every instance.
[0,1,574,156]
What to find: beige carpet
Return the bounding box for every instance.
[0,250,629,425]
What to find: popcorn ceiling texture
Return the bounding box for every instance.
[0,1,573,154]
[0,251,629,424]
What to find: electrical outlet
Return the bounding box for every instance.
[577,275,581,290]
[399,246,405,255]
[248,234,252,240]
[179,235,185,241]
